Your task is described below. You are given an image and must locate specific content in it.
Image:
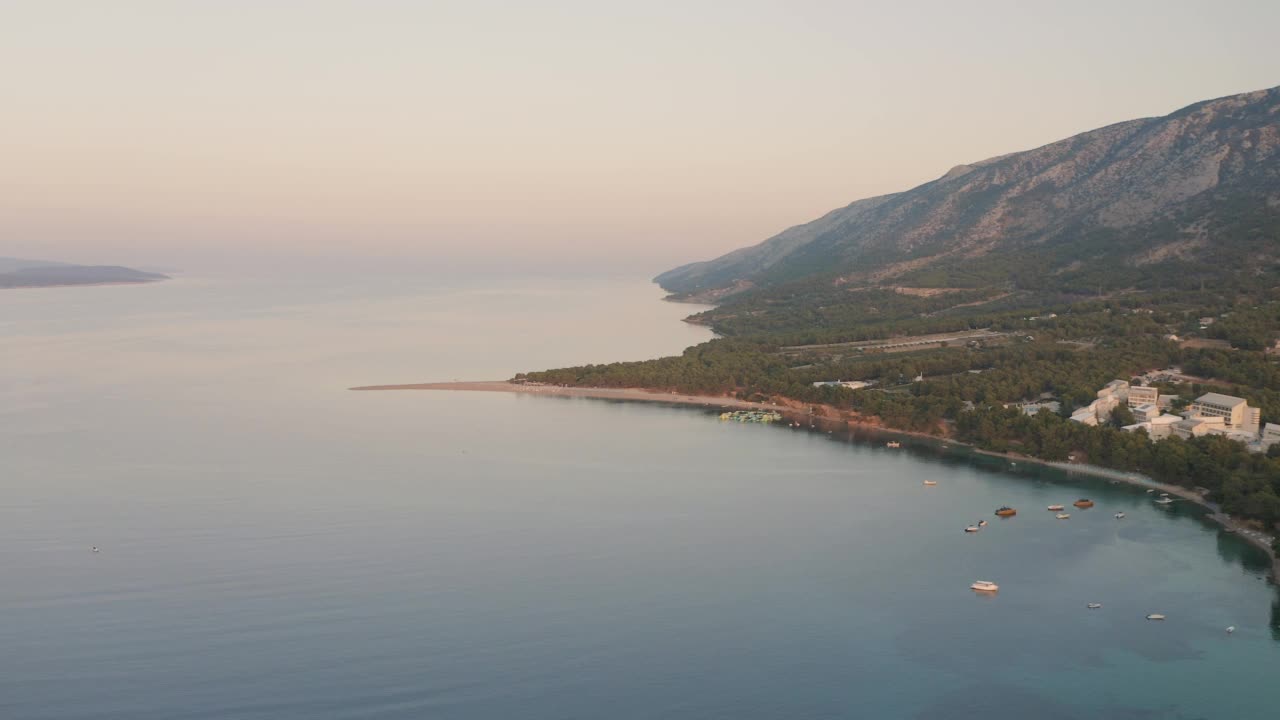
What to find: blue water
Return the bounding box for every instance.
[3,273,1278,719]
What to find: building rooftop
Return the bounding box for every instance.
[1194,392,1247,408]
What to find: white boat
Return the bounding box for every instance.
[886,441,901,448]
[1047,504,1065,511]
[964,525,981,533]
[1056,513,1071,520]
[923,480,937,486]
[1087,603,1102,609]
[1146,614,1166,621]
[1155,497,1174,505]
[978,520,988,527]
[1114,512,1126,519]
[1146,488,1155,493]
[1226,626,1236,634]
[970,581,999,592]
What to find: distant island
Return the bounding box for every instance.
[0,257,168,289]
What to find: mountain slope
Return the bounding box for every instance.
[657,86,1280,299]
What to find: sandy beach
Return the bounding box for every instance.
[352,380,1278,576]
[350,380,786,410]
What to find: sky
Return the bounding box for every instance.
[2,0,1278,274]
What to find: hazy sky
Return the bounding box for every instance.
[3,1,1278,273]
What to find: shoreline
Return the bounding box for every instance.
[349,381,785,410]
[352,380,1278,577]
[0,279,166,291]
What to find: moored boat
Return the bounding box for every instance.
[995,506,1017,517]
[923,480,937,486]
[970,580,999,592]
[1087,603,1102,609]
[886,441,901,448]
[1146,613,1166,621]
[964,525,981,533]
[1047,504,1065,511]
[1056,513,1071,519]
[1155,497,1174,505]
[978,520,988,527]
[1073,498,1094,508]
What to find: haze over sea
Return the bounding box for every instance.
[4,272,1279,720]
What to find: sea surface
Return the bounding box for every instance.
[3,271,1279,720]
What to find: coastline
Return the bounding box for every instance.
[352,379,1278,578]
[349,381,783,410]
[0,279,166,290]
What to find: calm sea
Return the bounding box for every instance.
[3,272,1278,719]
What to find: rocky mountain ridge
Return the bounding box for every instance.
[657,86,1280,299]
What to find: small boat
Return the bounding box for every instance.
[1146,488,1155,494]
[995,506,1017,517]
[1226,626,1236,634]
[1047,504,1065,512]
[91,546,100,553]
[1114,512,1126,519]
[1224,527,1237,534]
[970,580,999,592]
[964,525,981,533]
[886,441,901,448]
[1155,497,1174,505]
[1087,603,1102,609]
[1146,614,1166,621]
[923,480,937,486]
[1056,513,1071,520]
[1073,499,1095,508]
[1160,492,1170,497]
[978,520,988,527]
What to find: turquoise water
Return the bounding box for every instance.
[3,273,1277,719]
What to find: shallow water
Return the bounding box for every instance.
[3,272,1277,719]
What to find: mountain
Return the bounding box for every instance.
[657,86,1280,300]
[0,258,168,288]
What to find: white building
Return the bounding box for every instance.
[1261,423,1280,450]
[1173,415,1227,439]
[1148,414,1183,440]
[1123,413,1183,440]
[1070,407,1099,426]
[1131,403,1161,423]
[1187,393,1260,435]
[1128,385,1159,408]
[1069,380,1129,425]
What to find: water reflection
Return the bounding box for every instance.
[1216,531,1272,573]
[1271,596,1280,641]
[791,420,1278,582]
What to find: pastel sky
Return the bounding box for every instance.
[3,0,1278,272]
